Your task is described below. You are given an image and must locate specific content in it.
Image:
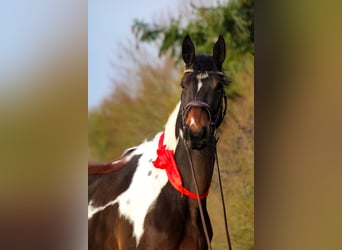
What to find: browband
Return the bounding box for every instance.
[184,69,224,76]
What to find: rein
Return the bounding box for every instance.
[182,139,212,250]
[214,139,233,250]
[183,136,232,250]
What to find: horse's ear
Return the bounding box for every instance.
[213,35,226,70]
[182,35,195,67]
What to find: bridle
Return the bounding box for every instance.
[182,69,228,136]
[181,69,232,250]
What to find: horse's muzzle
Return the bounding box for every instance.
[183,101,212,149]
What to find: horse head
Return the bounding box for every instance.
[180,35,228,149]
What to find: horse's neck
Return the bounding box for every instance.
[175,139,216,196]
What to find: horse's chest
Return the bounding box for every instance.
[138,207,208,250]
[136,187,209,250]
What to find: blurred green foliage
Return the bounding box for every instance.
[89,0,254,249]
[132,0,253,76]
[132,0,253,101]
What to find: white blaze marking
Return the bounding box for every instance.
[196,73,208,92]
[88,103,180,247]
[197,80,203,92]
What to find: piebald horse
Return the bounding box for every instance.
[89,35,228,250]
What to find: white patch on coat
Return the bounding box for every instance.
[88,137,168,245]
[88,103,180,246]
[163,101,180,151]
[114,134,168,246]
[88,200,117,219]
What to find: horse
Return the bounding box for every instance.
[88,34,228,250]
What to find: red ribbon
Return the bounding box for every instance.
[153,133,209,200]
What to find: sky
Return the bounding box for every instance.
[0,1,85,88]
[88,0,178,110]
